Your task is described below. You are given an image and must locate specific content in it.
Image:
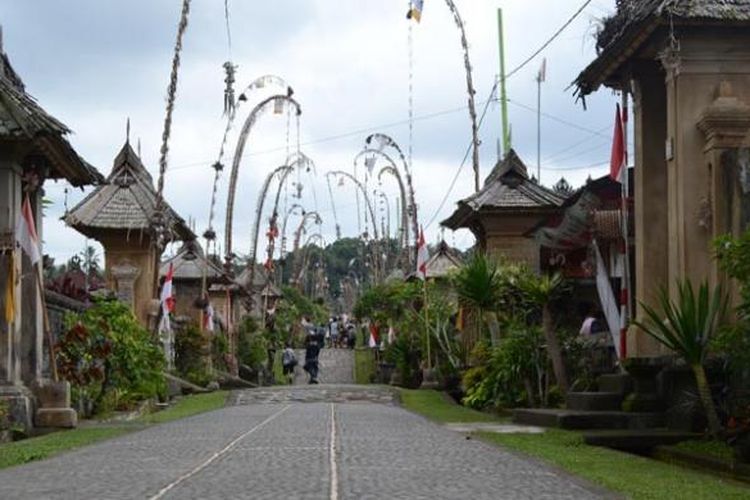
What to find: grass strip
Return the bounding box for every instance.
[0,391,228,470]
[0,427,131,470]
[354,348,376,385]
[399,389,499,423]
[399,389,750,499]
[671,439,735,462]
[478,429,750,500]
[137,391,228,424]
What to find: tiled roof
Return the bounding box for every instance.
[575,0,750,97]
[442,149,565,229]
[64,142,193,241]
[0,50,102,186]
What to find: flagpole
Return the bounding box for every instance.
[34,259,58,382]
[423,278,431,370]
[536,71,541,183]
[620,91,630,360]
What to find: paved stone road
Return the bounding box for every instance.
[293,348,355,385]
[0,386,612,499]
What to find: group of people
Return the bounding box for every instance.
[326,315,356,349]
[280,315,358,385]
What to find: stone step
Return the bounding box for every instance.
[566,391,623,411]
[583,429,701,451]
[513,408,665,430]
[597,373,633,394]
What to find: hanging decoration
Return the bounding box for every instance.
[223,61,237,116]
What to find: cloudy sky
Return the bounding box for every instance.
[2,0,623,264]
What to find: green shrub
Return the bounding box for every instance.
[174,321,211,387]
[59,299,166,416]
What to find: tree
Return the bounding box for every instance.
[632,280,727,437]
[453,254,503,346]
[518,272,569,393]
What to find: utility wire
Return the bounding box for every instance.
[424,0,596,230]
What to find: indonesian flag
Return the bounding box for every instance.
[416,226,429,280]
[368,323,379,348]
[610,104,625,183]
[203,302,214,333]
[15,196,41,265]
[159,263,175,333]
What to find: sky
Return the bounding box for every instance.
[2,0,623,265]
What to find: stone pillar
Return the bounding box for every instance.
[697,81,750,295]
[0,150,33,430]
[630,63,669,357]
[110,260,141,309]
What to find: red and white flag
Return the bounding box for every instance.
[416,227,429,280]
[15,196,41,265]
[159,263,175,333]
[609,104,625,183]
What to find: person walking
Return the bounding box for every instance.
[330,316,339,348]
[281,343,297,385]
[303,329,324,384]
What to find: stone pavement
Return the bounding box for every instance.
[0,386,613,499]
[293,348,355,385]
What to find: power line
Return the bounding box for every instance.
[505,0,595,79]
[424,0,595,230]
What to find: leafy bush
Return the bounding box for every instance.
[58,300,165,416]
[174,321,211,387]
[462,325,546,409]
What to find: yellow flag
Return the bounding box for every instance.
[4,252,15,325]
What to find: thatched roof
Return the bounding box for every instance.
[575,0,750,97]
[442,149,564,230]
[64,142,193,241]
[160,239,228,283]
[0,43,102,186]
[424,240,463,279]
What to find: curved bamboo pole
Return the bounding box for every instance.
[244,165,293,298]
[326,170,382,283]
[377,165,409,265]
[224,94,301,269]
[359,138,419,255]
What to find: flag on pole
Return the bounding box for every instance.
[15,196,41,265]
[368,323,379,348]
[407,0,424,22]
[536,57,546,83]
[204,302,215,333]
[416,226,429,280]
[610,104,625,183]
[4,253,15,325]
[159,263,175,334]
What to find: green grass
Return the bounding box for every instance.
[479,429,750,500]
[0,427,132,469]
[399,389,500,423]
[136,391,228,424]
[671,439,735,462]
[355,348,376,384]
[0,391,228,470]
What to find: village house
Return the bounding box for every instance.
[574,0,750,357]
[0,38,102,430]
[441,149,565,271]
[64,141,194,328]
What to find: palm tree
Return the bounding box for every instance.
[519,272,569,393]
[453,254,503,346]
[632,280,727,437]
